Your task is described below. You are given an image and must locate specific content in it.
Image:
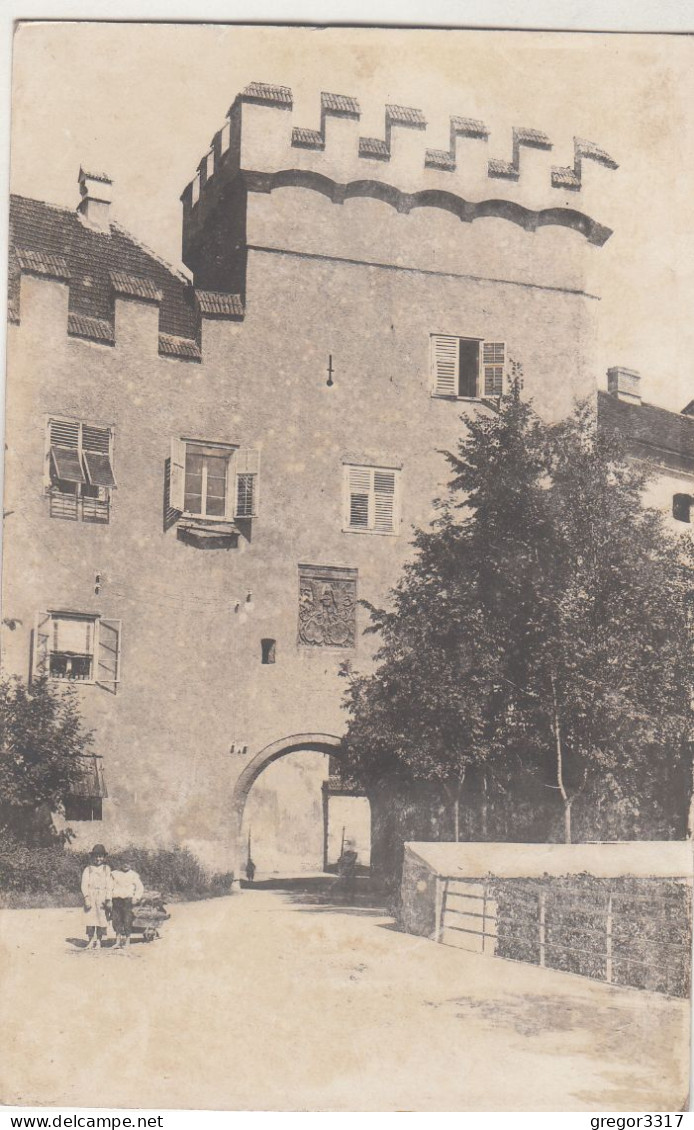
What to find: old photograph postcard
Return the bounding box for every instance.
[1,20,693,1113]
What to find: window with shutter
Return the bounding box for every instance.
[32,612,121,691]
[431,335,506,398]
[47,417,115,523]
[235,449,260,518]
[344,465,400,534]
[168,439,259,539]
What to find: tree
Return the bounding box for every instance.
[0,675,95,844]
[341,384,693,845]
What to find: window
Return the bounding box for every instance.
[64,797,103,822]
[64,755,107,821]
[431,335,506,398]
[344,465,400,534]
[47,418,116,523]
[673,494,692,523]
[32,612,121,691]
[168,439,259,522]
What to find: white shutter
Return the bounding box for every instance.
[169,437,186,513]
[96,619,121,694]
[31,611,52,681]
[347,467,371,528]
[373,470,396,532]
[432,335,459,396]
[482,341,506,397]
[234,449,260,519]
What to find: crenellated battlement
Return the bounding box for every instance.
[181,81,618,247]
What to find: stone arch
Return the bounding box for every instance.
[230,732,344,880]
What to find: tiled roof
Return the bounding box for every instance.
[552,165,581,189]
[67,312,115,343]
[196,290,244,318]
[291,127,324,150]
[158,333,201,361]
[598,390,694,473]
[515,127,552,149]
[9,194,197,339]
[15,247,70,280]
[241,82,293,107]
[425,149,456,170]
[358,137,389,159]
[79,169,112,184]
[109,270,163,303]
[386,105,426,127]
[488,158,519,180]
[451,116,489,138]
[575,138,618,169]
[322,92,360,116]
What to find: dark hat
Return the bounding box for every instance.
[91,843,107,858]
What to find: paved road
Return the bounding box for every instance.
[0,887,688,1111]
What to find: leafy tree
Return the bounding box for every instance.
[0,675,95,844]
[342,384,692,844]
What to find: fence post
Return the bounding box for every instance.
[606,893,613,984]
[481,883,487,953]
[539,889,546,967]
[434,877,445,943]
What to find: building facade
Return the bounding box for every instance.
[3,82,635,874]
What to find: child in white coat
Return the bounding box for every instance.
[81,844,112,949]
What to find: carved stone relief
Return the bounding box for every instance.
[298,564,357,648]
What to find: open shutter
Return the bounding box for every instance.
[83,425,116,489]
[168,437,186,513]
[31,611,52,682]
[432,335,459,396]
[234,449,260,518]
[482,341,506,397]
[96,619,121,694]
[347,467,371,529]
[373,470,397,533]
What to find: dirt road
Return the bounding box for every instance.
[0,888,688,1110]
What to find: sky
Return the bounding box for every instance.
[7,22,694,411]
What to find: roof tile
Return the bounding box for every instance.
[359,137,389,159]
[291,127,324,150]
[425,149,456,171]
[598,390,694,472]
[386,105,426,128]
[451,116,489,138]
[196,290,244,318]
[15,247,70,280]
[241,82,293,107]
[67,312,115,343]
[109,270,163,303]
[552,165,581,189]
[321,92,360,116]
[158,333,201,361]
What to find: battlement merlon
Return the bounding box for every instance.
[181,81,618,247]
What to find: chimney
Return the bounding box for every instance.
[607,367,641,405]
[77,168,113,232]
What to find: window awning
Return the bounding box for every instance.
[69,755,108,798]
[83,451,116,488]
[51,446,85,484]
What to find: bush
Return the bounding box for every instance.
[0,833,234,907]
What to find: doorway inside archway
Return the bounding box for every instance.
[240,749,371,881]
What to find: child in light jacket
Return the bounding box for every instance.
[110,859,145,947]
[81,844,112,949]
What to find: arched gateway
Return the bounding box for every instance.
[230,733,346,881]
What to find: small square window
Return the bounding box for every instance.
[343,465,400,535]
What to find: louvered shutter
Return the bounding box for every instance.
[31,612,52,681]
[96,619,121,694]
[373,470,396,532]
[431,336,459,396]
[234,449,260,518]
[49,418,85,484]
[482,341,506,397]
[82,425,116,488]
[347,467,371,528]
[169,438,186,513]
